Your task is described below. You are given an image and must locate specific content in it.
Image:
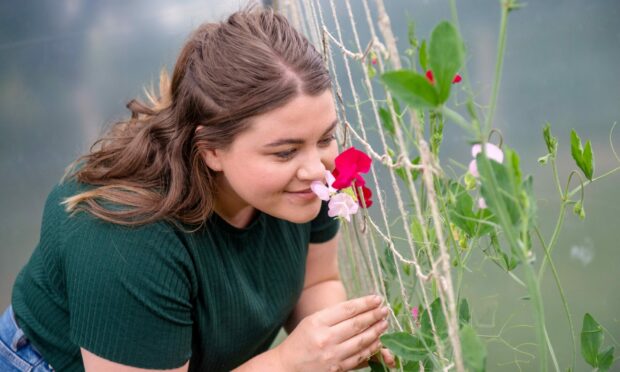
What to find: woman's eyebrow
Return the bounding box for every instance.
[263,119,338,147]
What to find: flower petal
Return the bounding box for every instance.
[328,193,359,221]
[477,197,488,209]
[425,69,434,84]
[468,159,479,178]
[332,147,372,189]
[471,143,504,163]
[310,181,331,201]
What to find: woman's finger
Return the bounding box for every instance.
[377,348,396,368]
[336,317,388,360]
[340,339,382,371]
[329,304,388,343]
[317,295,382,326]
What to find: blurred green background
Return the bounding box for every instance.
[1,1,618,370]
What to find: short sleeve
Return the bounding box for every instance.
[309,200,340,243]
[63,215,195,369]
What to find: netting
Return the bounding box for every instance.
[280,1,465,370]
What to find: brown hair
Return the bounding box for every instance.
[63,7,331,227]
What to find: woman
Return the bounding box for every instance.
[1,7,395,372]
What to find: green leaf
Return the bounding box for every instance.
[420,298,448,345]
[402,358,433,372]
[410,217,425,245]
[461,324,487,372]
[582,140,594,180]
[598,346,615,371]
[477,152,521,229]
[379,107,395,136]
[543,122,558,155]
[380,245,397,277]
[571,130,595,180]
[381,70,439,109]
[458,299,471,326]
[429,21,465,103]
[581,313,604,367]
[570,129,584,168]
[447,182,476,235]
[380,332,428,362]
[419,40,428,71]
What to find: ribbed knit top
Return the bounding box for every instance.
[11,180,339,371]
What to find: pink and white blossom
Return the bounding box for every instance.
[327,193,359,222]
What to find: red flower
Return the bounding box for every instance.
[425,70,462,84]
[332,147,372,189]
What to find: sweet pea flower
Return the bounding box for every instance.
[327,193,359,222]
[332,147,372,189]
[310,170,337,201]
[468,143,504,178]
[425,70,462,84]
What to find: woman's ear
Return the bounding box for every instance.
[202,148,224,172]
[196,125,224,172]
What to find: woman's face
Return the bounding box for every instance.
[206,89,339,225]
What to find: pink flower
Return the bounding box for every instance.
[477,197,488,209]
[310,170,337,201]
[411,306,419,322]
[425,70,462,84]
[468,143,504,178]
[332,147,372,190]
[327,193,359,222]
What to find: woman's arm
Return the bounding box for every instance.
[284,233,346,333]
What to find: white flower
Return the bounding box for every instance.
[327,193,359,222]
[310,170,338,201]
[469,143,504,178]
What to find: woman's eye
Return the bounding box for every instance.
[319,135,336,145]
[274,149,296,159]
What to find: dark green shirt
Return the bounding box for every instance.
[11,180,339,371]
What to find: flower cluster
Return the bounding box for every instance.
[311,147,373,222]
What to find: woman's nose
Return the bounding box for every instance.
[297,154,327,181]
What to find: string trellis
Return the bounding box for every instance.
[279,1,465,371]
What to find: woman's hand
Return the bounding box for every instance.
[275,295,391,372]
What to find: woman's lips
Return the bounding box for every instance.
[286,189,316,201]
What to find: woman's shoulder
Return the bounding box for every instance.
[42,178,191,263]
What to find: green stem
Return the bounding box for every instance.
[477,154,551,371]
[551,158,564,199]
[441,106,473,133]
[342,222,362,295]
[537,202,567,281]
[567,165,620,199]
[351,214,376,292]
[484,1,510,134]
[535,227,577,371]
